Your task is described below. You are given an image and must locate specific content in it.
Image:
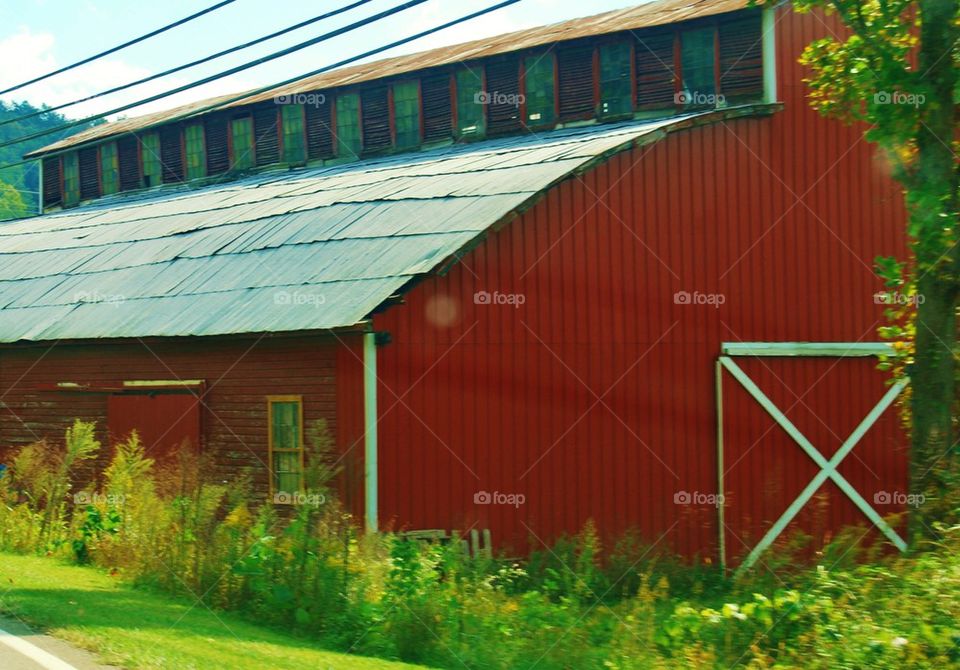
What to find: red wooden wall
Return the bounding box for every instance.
[0,334,355,493]
[369,6,909,558]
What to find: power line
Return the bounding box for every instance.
[0,0,522,174]
[0,0,240,97]
[0,0,375,130]
[0,0,431,152]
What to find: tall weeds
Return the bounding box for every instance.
[1,419,957,669]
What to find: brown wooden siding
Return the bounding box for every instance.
[421,72,452,143]
[305,97,335,160]
[42,157,61,207]
[635,30,677,108]
[117,136,141,191]
[0,336,347,497]
[557,43,596,121]
[718,11,764,101]
[484,56,522,135]
[204,113,230,176]
[360,87,391,154]
[252,104,280,166]
[78,147,99,200]
[159,125,184,184]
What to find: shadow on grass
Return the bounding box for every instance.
[0,583,334,653]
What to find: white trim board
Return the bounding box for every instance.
[722,342,895,357]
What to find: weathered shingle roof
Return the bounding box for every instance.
[0,109,761,343]
[27,0,749,157]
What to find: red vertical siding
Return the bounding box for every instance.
[370,6,909,558]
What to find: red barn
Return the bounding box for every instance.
[1,0,910,567]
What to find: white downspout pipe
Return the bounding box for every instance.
[363,331,379,532]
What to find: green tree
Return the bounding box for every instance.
[0,180,29,220]
[0,100,100,213]
[778,0,958,534]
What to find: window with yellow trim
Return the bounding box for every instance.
[268,396,304,501]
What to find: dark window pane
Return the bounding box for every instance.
[455,67,484,137]
[230,116,255,169]
[141,132,162,187]
[335,93,361,158]
[100,142,119,195]
[62,152,79,206]
[185,124,206,179]
[524,54,556,127]
[393,81,420,149]
[281,105,306,163]
[599,42,633,117]
[271,401,300,450]
[680,27,716,106]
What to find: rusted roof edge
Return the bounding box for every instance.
[26,0,753,158]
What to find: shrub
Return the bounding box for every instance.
[4,419,960,669]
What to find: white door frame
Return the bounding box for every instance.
[715,342,908,574]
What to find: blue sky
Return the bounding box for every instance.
[0,0,645,121]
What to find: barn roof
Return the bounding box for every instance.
[27,0,749,157]
[0,107,764,343]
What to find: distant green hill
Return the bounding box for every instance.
[0,100,100,216]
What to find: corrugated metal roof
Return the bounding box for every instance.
[0,109,756,343]
[28,0,748,157]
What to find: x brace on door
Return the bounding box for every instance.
[715,342,908,574]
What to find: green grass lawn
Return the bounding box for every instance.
[0,553,428,670]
